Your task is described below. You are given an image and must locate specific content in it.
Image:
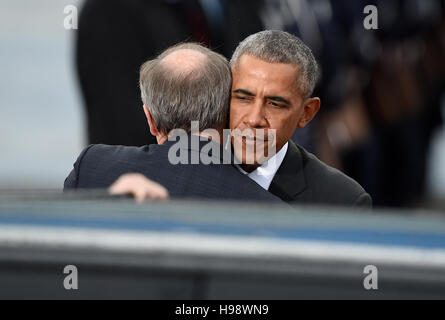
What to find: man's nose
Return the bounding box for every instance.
[244,101,268,128]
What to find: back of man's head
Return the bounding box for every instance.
[230,30,319,99]
[140,43,231,134]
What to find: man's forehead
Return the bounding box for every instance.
[232,53,299,70]
[232,55,299,80]
[231,55,301,93]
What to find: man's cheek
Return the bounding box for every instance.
[229,116,242,130]
[229,110,238,126]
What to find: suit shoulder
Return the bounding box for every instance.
[77,143,155,177]
[67,143,156,189]
[82,144,151,161]
[299,146,369,202]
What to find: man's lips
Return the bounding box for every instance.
[232,132,270,141]
[231,128,275,145]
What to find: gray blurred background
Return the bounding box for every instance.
[0,0,84,189]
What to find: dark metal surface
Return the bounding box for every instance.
[0,190,444,299]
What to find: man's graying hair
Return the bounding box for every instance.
[230,30,319,98]
[140,43,231,133]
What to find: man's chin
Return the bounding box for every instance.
[233,147,272,168]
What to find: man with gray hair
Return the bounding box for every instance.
[228,30,371,206]
[139,42,230,143]
[64,42,282,203]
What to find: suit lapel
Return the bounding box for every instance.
[268,140,307,201]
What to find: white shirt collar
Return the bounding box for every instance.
[235,142,289,190]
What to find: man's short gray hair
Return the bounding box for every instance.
[140,43,231,133]
[230,30,319,98]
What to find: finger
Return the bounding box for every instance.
[108,174,143,195]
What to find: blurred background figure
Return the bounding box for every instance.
[1,0,445,209]
[76,0,264,146]
[255,0,445,207]
[306,0,445,208]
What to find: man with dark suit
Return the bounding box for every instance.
[65,43,282,203]
[228,30,372,207]
[69,32,372,207]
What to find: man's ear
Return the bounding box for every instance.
[144,105,168,145]
[143,105,159,137]
[297,97,320,128]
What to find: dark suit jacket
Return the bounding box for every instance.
[64,137,282,203]
[269,141,372,208]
